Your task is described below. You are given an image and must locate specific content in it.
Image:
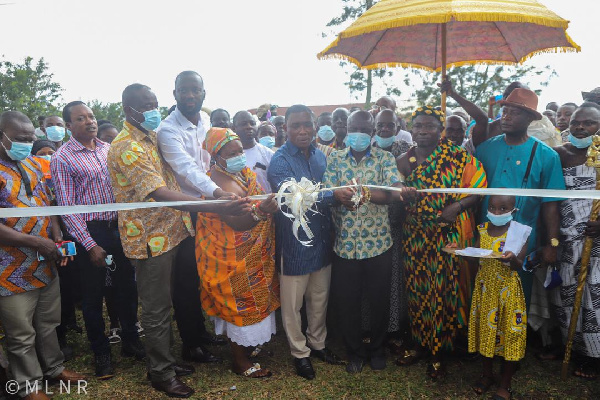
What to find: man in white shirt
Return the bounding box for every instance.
[231,110,274,193]
[157,71,230,365]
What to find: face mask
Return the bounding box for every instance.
[568,130,598,149]
[66,129,72,137]
[258,136,275,149]
[222,153,247,174]
[132,108,162,131]
[374,135,395,148]
[345,132,371,152]
[1,136,33,161]
[317,125,335,142]
[45,126,66,142]
[38,155,52,161]
[487,210,514,227]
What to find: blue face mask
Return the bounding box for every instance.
[222,153,247,174]
[374,135,395,148]
[258,136,275,148]
[1,136,33,161]
[38,155,52,161]
[132,108,162,131]
[345,132,372,152]
[317,125,335,142]
[45,126,66,142]
[568,132,594,149]
[66,129,72,137]
[487,210,514,227]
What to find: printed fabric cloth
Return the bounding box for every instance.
[107,121,194,260]
[195,167,280,327]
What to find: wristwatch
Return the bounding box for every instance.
[550,238,560,247]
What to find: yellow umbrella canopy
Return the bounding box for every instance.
[318,0,580,72]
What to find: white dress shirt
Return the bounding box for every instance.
[244,142,274,193]
[157,107,218,198]
[395,129,413,144]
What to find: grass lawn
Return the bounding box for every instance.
[48,312,598,400]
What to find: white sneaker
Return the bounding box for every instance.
[136,321,145,338]
[108,328,121,344]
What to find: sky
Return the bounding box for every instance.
[0,0,597,113]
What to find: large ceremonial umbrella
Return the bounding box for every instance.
[317,0,580,110]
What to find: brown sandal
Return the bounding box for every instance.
[395,349,421,366]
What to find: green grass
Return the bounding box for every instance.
[50,312,599,400]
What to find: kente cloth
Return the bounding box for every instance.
[468,223,527,361]
[403,138,486,354]
[195,167,280,327]
[550,164,600,357]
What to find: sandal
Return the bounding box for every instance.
[472,374,494,395]
[573,360,599,381]
[426,361,447,380]
[395,349,422,366]
[235,363,272,379]
[492,387,512,400]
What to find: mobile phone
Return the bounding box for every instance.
[522,250,541,272]
[38,241,77,261]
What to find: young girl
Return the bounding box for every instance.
[468,194,531,400]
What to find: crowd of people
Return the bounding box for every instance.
[0,69,599,399]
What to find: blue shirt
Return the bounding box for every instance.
[267,141,331,276]
[476,135,565,253]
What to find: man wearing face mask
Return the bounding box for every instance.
[232,110,274,193]
[324,111,409,373]
[51,101,144,380]
[157,71,230,364]
[0,111,86,400]
[42,115,67,149]
[551,103,600,377]
[315,112,334,157]
[107,84,251,398]
[372,109,411,157]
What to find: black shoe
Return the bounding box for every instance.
[294,357,316,380]
[121,340,146,360]
[151,376,194,398]
[198,334,228,346]
[346,359,365,374]
[94,353,115,380]
[181,345,222,363]
[310,347,345,365]
[146,364,196,380]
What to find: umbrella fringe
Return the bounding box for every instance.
[341,13,570,39]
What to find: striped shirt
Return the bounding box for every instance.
[51,137,117,250]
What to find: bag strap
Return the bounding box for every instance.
[521,141,539,188]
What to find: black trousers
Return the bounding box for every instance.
[331,249,392,361]
[172,235,209,348]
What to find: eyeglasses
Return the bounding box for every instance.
[569,120,599,128]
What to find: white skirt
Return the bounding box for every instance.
[212,312,276,347]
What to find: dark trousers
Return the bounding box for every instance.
[172,235,208,348]
[75,223,138,355]
[331,249,392,361]
[56,259,78,341]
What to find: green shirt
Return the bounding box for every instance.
[323,146,401,260]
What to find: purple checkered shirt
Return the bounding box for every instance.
[51,137,117,250]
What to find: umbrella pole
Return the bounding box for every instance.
[441,23,447,124]
[561,138,600,379]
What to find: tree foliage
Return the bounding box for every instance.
[0,57,63,123]
[326,0,402,105]
[409,64,557,110]
[88,100,125,128]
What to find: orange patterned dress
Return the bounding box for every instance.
[195,167,279,328]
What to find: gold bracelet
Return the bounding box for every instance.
[362,186,371,204]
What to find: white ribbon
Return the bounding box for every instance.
[275,177,321,246]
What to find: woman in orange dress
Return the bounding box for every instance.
[196,128,280,378]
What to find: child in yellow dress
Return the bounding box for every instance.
[468,195,531,400]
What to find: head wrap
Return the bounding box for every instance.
[204,128,239,157]
[32,139,57,155]
[411,105,445,125]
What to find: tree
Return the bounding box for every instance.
[88,100,125,128]
[325,0,403,106]
[409,64,557,110]
[0,57,63,123]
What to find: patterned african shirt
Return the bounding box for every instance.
[323,146,401,260]
[107,121,194,260]
[0,156,56,296]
